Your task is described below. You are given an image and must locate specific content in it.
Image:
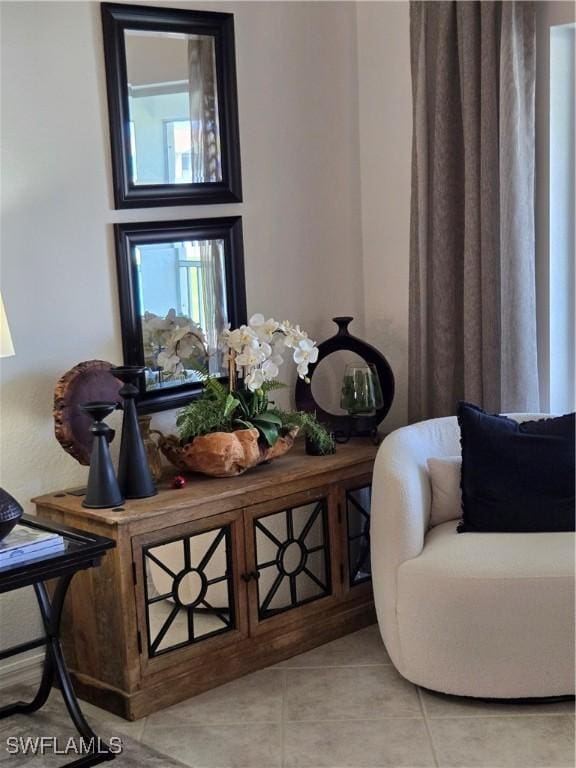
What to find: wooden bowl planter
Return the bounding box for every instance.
[157,428,299,478]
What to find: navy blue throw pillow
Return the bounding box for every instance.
[457,402,575,533]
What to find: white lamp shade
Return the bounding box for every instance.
[0,294,15,358]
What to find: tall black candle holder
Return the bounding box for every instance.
[80,402,124,509]
[112,367,157,499]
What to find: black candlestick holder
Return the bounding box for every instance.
[80,402,124,509]
[112,367,157,499]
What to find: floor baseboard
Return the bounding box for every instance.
[0,651,43,688]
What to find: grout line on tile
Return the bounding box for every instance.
[138,717,151,743]
[282,715,427,724]
[276,662,392,669]
[142,715,428,729]
[144,718,281,727]
[283,714,426,723]
[424,711,575,719]
[130,705,573,728]
[280,667,287,768]
[135,716,147,741]
[417,686,440,768]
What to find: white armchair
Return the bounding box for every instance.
[370,415,575,699]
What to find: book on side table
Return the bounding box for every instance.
[0,524,64,567]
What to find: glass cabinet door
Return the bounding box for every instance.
[139,522,236,658]
[250,495,332,622]
[345,484,372,586]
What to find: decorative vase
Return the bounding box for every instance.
[112,367,157,499]
[138,415,164,483]
[157,427,299,478]
[0,488,23,541]
[294,316,394,444]
[80,401,124,509]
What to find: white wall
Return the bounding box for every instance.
[356,1,412,431]
[0,0,365,656]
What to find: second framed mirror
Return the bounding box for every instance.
[115,217,246,413]
[102,3,242,208]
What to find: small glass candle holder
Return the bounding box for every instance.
[340,363,381,416]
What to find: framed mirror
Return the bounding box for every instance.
[115,217,246,413]
[101,3,242,208]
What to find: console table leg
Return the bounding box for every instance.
[35,580,114,756]
[0,581,59,718]
[0,649,55,717]
[0,576,115,765]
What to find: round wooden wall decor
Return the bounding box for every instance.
[294,317,395,436]
[54,360,123,465]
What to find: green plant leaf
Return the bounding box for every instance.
[223,394,240,419]
[252,411,283,426]
[234,389,254,416]
[254,421,279,446]
[233,418,254,431]
[261,380,287,393]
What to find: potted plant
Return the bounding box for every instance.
[275,410,336,456]
[157,315,334,477]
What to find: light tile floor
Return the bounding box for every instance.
[3,625,575,768]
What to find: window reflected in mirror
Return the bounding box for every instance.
[101,4,242,207]
[114,217,246,413]
[124,30,222,186]
[135,238,227,392]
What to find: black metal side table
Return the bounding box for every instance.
[0,514,116,767]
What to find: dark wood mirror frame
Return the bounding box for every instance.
[114,216,247,414]
[101,3,242,208]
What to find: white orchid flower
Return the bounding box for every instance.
[170,327,187,342]
[157,351,182,374]
[249,314,280,343]
[235,348,261,370]
[297,362,310,378]
[223,314,317,388]
[245,369,265,392]
[144,314,170,332]
[249,313,266,328]
[257,341,272,360]
[293,338,319,377]
[227,326,259,353]
[262,359,279,380]
[177,332,206,360]
[283,324,308,349]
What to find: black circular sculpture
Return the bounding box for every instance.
[295,317,394,443]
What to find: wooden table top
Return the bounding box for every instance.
[33,439,379,527]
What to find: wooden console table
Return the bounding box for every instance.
[33,441,378,720]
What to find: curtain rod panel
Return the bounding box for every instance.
[408,1,539,421]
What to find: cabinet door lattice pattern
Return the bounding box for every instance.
[254,499,331,619]
[346,485,372,586]
[142,525,235,656]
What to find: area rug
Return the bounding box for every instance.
[0,685,186,767]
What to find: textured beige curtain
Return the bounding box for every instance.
[188,36,221,183]
[408,1,539,421]
[199,241,226,375]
